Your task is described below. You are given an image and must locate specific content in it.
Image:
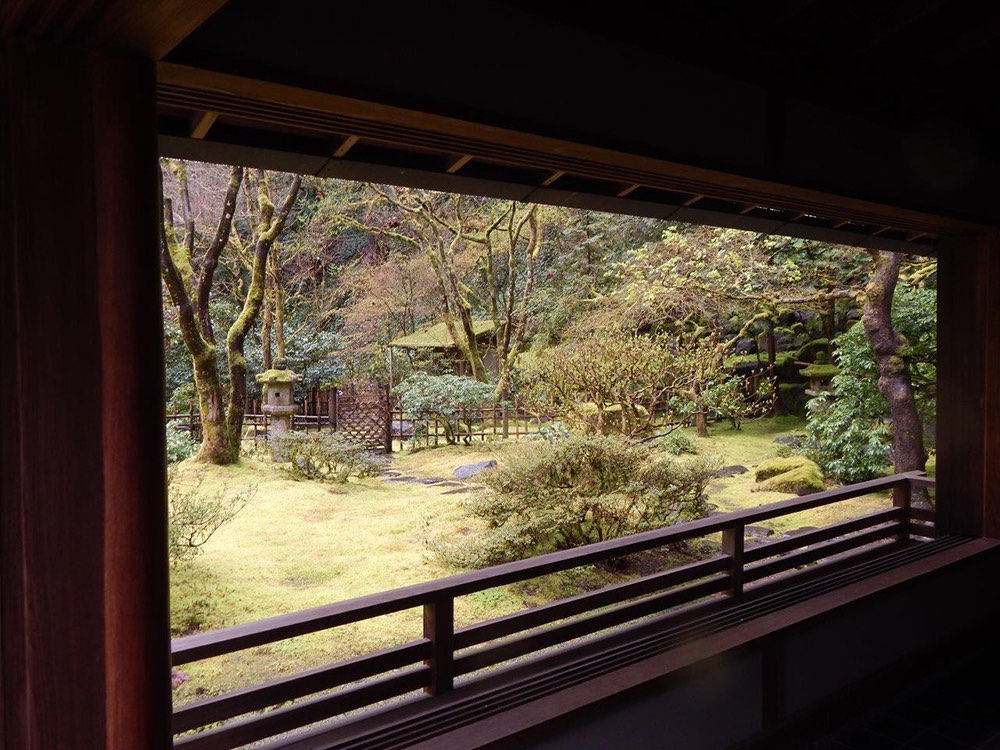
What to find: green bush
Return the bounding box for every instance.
[277,431,385,482]
[436,435,716,567]
[168,468,256,565]
[660,432,698,456]
[394,373,495,445]
[165,420,197,464]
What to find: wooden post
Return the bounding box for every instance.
[331,388,339,431]
[1,41,171,749]
[384,384,393,454]
[502,391,510,439]
[423,597,454,695]
[937,233,1000,538]
[892,478,911,542]
[722,526,745,596]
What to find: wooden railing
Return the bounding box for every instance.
[171,472,935,749]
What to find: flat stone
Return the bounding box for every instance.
[435,481,463,487]
[380,470,403,478]
[713,464,749,478]
[417,477,449,485]
[745,525,774,539]
[773,435,804,447]
[453,460,498,480]
[442,487,474,495]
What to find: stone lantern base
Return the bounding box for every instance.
[263,404,298,460]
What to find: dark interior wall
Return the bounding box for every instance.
[169,0,1000,226]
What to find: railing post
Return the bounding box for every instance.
[423,597,454,695]
[722,525,745,596]
[894,476,912,542]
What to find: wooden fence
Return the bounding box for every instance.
[170,472,936,749]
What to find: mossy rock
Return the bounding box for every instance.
[759,462,825,495]
[755,455,814,482]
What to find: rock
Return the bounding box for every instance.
[776,384,808,417]
[732,337,756,355]
[745,525,774,539]
[713,464,749,479]
[442,486,474,495]
[755,455,813,482]
[530,416,552,425]
[758,462,825,495]
[773,434,805,447]
[453,460,498,480]
[380,470,403,478]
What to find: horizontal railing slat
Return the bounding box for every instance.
[743,524,903,583]
[454,555,729,650]
[910,506,935,522]
[173,472,922,663]
[173,668,429,750]
[743,508,903,564]
[173,640,430,733]
[454,577,730,676]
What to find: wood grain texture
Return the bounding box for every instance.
[0,39,170,749]
[936,234,1000,537]
[156,63,985,240]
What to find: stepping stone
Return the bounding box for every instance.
[442,487,474,495]
[380,470,403,478]
[713,465,749,479]
[453,460,497,480]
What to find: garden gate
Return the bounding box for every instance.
[331,381,392,453]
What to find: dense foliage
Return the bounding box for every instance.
[806,286,936,482]
[435,435,716,567]
[394,373,495,444]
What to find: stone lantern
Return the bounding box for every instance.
[800,351,839,397]
[256,357,303,457]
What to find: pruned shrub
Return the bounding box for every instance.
[277,431,385,482]
[434,435,716,567]
[753,456,825,495]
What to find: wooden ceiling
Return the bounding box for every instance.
[15,0,1000,252]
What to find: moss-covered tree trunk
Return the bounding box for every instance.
[862,251,926,475]
[160,162,300,465]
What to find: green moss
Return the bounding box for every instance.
[755,455,813,482]
[800,364,840,379]
[759,462,825,495]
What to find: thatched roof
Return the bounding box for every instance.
[389,320,495,350]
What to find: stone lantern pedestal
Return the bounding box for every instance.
[255,357,303,459]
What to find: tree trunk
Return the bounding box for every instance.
[261,294,273,371]
[862,251,926,474]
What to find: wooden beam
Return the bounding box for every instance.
[541,170,565,187]
[738,203,758,215]
[833,219,852,229]
[94,0,232,59]
[682,194,704,207]
[616,183,641,198]
[332,134,359,158]
[445,154,472,174]
[871,225,891,236]
[906,231,929,242]
[189,110,218,140]
[156,63,987,239]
